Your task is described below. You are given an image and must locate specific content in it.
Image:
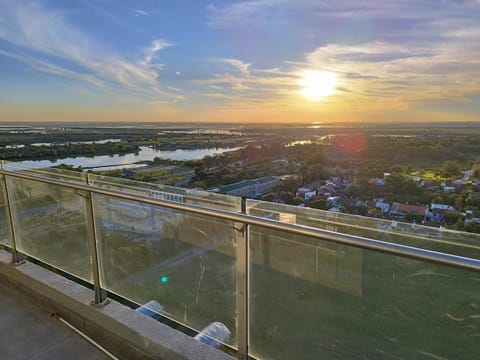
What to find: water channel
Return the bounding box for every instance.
[11,146,241,170]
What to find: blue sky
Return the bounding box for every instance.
[0,0,479,122]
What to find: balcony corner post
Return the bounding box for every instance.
[235,221,249,360]
[0,173,25,266]
[84,190,109,308]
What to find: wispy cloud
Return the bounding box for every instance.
[141,39,172,70]
[0,49,106,88]
[207,0,287,28]
[207,0,480,27]
[195,57,299,109]
[0,1,178,101]
[212,58,252,76]
[132,9,149,17]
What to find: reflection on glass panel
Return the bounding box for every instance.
[24,167,88,183]
[93,194,237,347]
[5,176,92,281]
[249,225,480,360]
[1,161,88,183]
[89,174,241,212]
[0,187,8,246]
[247,199,480,259]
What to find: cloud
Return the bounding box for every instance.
[206,0,288,27]
[194,57,299,107]
[207,0,480,31]
[212,58,252,76]
[142,39,172,69]
[0,49,106,88]
[132,9,149,17]
[0,1,177,101]
[304,35,480,105]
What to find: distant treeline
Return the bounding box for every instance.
[0,142,140,161]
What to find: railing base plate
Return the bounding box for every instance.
[91,298,110,308]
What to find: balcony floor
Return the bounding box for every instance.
[0,279,111,360]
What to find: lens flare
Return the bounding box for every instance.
[299,70,337,100]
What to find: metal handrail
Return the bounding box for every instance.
[2,168,480,272]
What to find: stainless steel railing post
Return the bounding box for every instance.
[235,222,249,360]
[84,190,109,307]
[0,174,24,265]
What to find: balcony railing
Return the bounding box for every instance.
[1,161,480,360]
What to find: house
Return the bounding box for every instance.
[375,201,391,214]
[296,186,313,198]
[374,177,385,186]
[319,183,337,196]
[296,187,317,201]
[443,186,456,192]
[425,203,455,223]
[304,191,318,201]
[327,196,340,207]
[389,203,427,219]
[430,203,455,211]
[420,180,441,190]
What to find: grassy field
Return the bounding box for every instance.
[409,170,453,182]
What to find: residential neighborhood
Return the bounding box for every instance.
[241,169,480,232]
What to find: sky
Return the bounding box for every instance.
[0,0,479,123]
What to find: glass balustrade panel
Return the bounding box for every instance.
[93,193,238,347]
[1,161,88,183]
[24,167,88,183]
[5,176,92,281]
[0,187,8,246]
[247,199,480,259]
[248,224,480,360]
[89,174,241,212]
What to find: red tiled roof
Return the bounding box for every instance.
[391,203,426,215]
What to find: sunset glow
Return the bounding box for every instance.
[299,71,337,100]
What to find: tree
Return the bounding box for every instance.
[464,222,480,234]
[305,164,325,183]
[261,192,276,202]
[338,205,348,213]
[472,163,480,178]
[454,196,464,209]
[153,156,164,164]
[280,191,295,205]
[433,195,445,204]
[346,185,359,198]
[309,199,328,210]
[455,218,464,231]
[368,208,383,218]
[292,197,304,206]
[404,213,423,223]
[357,204,369,216]
[445,211,463,226]
[441,160,461,177]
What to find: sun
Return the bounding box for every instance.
[299,70,337,100]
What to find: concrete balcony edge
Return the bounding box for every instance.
[0,250,234,360]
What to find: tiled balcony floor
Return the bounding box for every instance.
[0,279,111,360]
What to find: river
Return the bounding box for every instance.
[12,146,241,170]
